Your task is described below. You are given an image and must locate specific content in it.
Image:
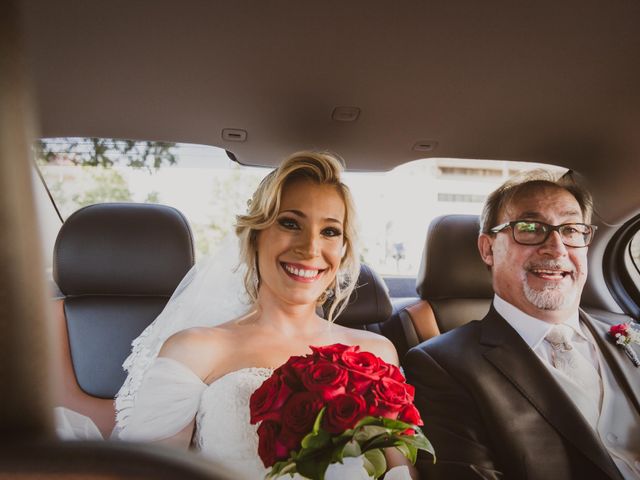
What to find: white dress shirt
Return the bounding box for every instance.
[493,294,600,372]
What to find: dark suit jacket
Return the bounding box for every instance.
[404,306,640,480]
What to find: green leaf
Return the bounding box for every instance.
[333,427,355,442]
[302,431,330,450]
[297,459,330,480]
[379,417,414,431]
[354,425,389,442]
[363,449,387,479]
[354,416,383,428]
[404,433,436,458]
[302,416,331,449]
[340,439,362,459]
[266,459,295,479]
[313,407,327,434]
[406,444,418,464]
[362,435,402,451]
[392,442,418,464]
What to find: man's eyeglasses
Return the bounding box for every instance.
[489,220,597,248]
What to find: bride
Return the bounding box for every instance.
[112,151,417,479]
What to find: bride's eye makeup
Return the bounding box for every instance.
[278,217,300,230]
[322,226,342,238]
[277,216,342,238]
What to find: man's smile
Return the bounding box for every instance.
[526,261,575,282]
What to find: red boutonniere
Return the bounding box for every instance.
[608,323,640,367]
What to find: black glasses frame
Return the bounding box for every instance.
[489,220,597,248]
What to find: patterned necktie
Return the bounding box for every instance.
[544,324,602,406]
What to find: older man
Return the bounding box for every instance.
[405,171,640,480]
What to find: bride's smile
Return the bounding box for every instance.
[280,262,325,282]
[256,178,346,307]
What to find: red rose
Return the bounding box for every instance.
[257,420,290,467]
[301,361,348,400]
[385,364,407,383]
[250,373,293,424]
[610,324,629,338]
[278,426,304,452]
[341,349,385,378]
[349,370,376,395]
[310,343,356,362]
[370,377,414,418]
[277,355,314,390]
[281,392,323,437]
[399,403,423,427]
[323,393,367,434]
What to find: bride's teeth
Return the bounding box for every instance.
[284,264,319,278]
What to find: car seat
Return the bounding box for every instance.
[52,203,195,437]
[334,263,393,333]
[391,214,494,357]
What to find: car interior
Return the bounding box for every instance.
[3,0,640,477]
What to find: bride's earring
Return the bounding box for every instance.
[252,254,260,294]
[318,282,335,305]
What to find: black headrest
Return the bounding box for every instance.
[416,214,493,300]
[54,203,195,296]
[335,263,393,327]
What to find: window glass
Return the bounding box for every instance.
[35,139,565,276]
[346,159,564,275]
[35,139,267,261]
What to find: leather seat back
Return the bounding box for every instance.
[394,215,494,357]
[53,203,194,436]
[333,263,393,333]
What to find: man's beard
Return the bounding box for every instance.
[521,261,577,310]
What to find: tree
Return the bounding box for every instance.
[72,168,132,207]
[194,169,264,254]
[34,138,177,173]
[35,138,176,219]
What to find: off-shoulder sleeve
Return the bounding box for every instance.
[55,407,103,441]
[116,357,207,442]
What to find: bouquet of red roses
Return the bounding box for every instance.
[249,344,434,479]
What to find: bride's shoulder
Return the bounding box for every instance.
[158,326,235,380]
[162,325,233,348]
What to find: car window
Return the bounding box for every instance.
[601,218,640,318]
[35,138,565,278]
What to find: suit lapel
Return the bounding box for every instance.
[480,307,621,480]
[580,309,640,413]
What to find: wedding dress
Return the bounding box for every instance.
[118,357,276,478]
[115,358,408,479]
[57,237,409,479]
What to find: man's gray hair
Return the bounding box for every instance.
[479,169,593,234]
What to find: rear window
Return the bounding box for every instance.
[35,138,564,277]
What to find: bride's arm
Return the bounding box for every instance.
[153,420,196,450]
[148,327,226,450]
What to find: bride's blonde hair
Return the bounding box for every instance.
[235,151,360,322]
